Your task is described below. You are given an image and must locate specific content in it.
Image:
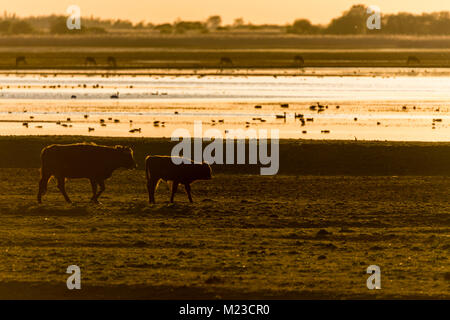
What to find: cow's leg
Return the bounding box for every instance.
[89,179,98,203]
[37,172,51,204]
[184,183,193,203]
[56,176,71,204]
[147,178,158,204]
[170,181,179,203]
[94,180,106,201]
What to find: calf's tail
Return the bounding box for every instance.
[39,168,51,195]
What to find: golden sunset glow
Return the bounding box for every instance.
[0,0,449,302]
[2,0,450,24]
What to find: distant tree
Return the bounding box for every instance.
[287,19,321,34]
[428,12,450,35]
[112,19,133,29]
[49,16,106,34]
[382,11,450,35]
[134,21,145,29]
[2,11,16,20]
[174,21,206,33]
[50,17,83,34]
[326,4,367,34]
[206,15,221,30]
[10,20,33,34]
[154,23,173,34]
[0,20,11,33]
[233,18,244,28]
[50,17,69,34]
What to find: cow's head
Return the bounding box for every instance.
[115,145,137,169]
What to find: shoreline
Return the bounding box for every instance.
[1,67,450,76]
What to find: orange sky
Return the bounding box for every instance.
[2,0,450,24]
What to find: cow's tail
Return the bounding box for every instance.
[145,156,151,181]
[38,147,52,198]
[38,170,50,196]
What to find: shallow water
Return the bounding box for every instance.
[0,70,449,141]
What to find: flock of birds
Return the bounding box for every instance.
[268,102,444,135]
[22,114,147,133]
[19,100,445,136]
[12,78,444,136]
[268,102,337,135]
[20,105,170,133]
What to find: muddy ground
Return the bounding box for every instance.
[0,164,448,298]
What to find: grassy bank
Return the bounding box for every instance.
[0,136,449,175]
[2,35,450,69]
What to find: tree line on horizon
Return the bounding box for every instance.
[1,5,450,36]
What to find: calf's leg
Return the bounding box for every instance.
[89,179,98,203]
[94,180,106,202]
[170,181,179,203]
[56,176,71,203]
[184,183,193,203]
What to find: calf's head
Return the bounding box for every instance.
[115,145,137,169]
[197,162,212,180]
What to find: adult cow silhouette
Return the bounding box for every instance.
[107,56,117,68]
[220,57,233,66]
[294,55,304,68]
[16,56,27,67]
[85,56,97,66]
[37,143,136,204]
[407,56,420,65]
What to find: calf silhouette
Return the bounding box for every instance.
[145,155,212,203]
